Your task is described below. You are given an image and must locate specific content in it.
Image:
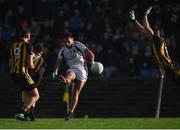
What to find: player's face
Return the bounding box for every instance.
[23,33,31,43]
[26,33,31,42]
[24,33,31,43]
[64,37,74,47]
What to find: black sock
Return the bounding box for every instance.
[68,111,74,116]
[29,106,36,120]
[68,111,72,114]
[30,106,35,113]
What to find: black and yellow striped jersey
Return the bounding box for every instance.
[29,54,46,83]
[152,35,172,69]
[32,54,46,73]
[10,40,33,75]
[152,35,180,75]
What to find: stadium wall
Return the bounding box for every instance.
[0,77,180,118]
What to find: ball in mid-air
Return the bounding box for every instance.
[91,62,104,75]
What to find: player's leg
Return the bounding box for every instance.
[23,88,39,111]
[69,80,85,113]
[15,88,39,121]
[21,91,36,121]
[15,75,39,121]
[27,76,41,121]
[65,80,85,120]
[59,70,76,86]
[26,103,36,121]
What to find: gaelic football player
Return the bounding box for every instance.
[129,7,180,83]
[53,32,95,120]
[10,29,39,121]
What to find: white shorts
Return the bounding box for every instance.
[66,67,88,82]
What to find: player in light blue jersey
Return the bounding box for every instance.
[53,32,95,120]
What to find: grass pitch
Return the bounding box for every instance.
[0,118,180,129]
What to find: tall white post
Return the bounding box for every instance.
[156,68,165,118]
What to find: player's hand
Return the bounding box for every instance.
[144,6,152,16]
[52,72,58,80]
[90,60,95,71]
[90,60,95,67]
[129,10,136,21]
[90,60,95,65]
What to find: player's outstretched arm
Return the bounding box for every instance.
[143,6,152,28]
[129,10,146,32]
[85,48,95,64]
[129,10,153,40]
[143,6,154,38]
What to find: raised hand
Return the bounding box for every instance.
[129,10,136,21]
[144,6,152,16]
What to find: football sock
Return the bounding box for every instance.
[20,105,30,115]
[29,106,36,120]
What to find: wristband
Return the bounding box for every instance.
[90,60,95,65]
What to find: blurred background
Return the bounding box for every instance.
[0,0,180,118]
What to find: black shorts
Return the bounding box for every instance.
[11,73,37,91]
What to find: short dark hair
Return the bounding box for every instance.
[64,32,73,39]
[20,29,30,38]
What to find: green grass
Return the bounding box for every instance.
[0,118,180,129]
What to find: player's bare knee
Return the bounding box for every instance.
[30,89,40,100]
[35,90,40,100]
[33,92,39,101]
[66,71,76,81]
[35,92,40,100]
